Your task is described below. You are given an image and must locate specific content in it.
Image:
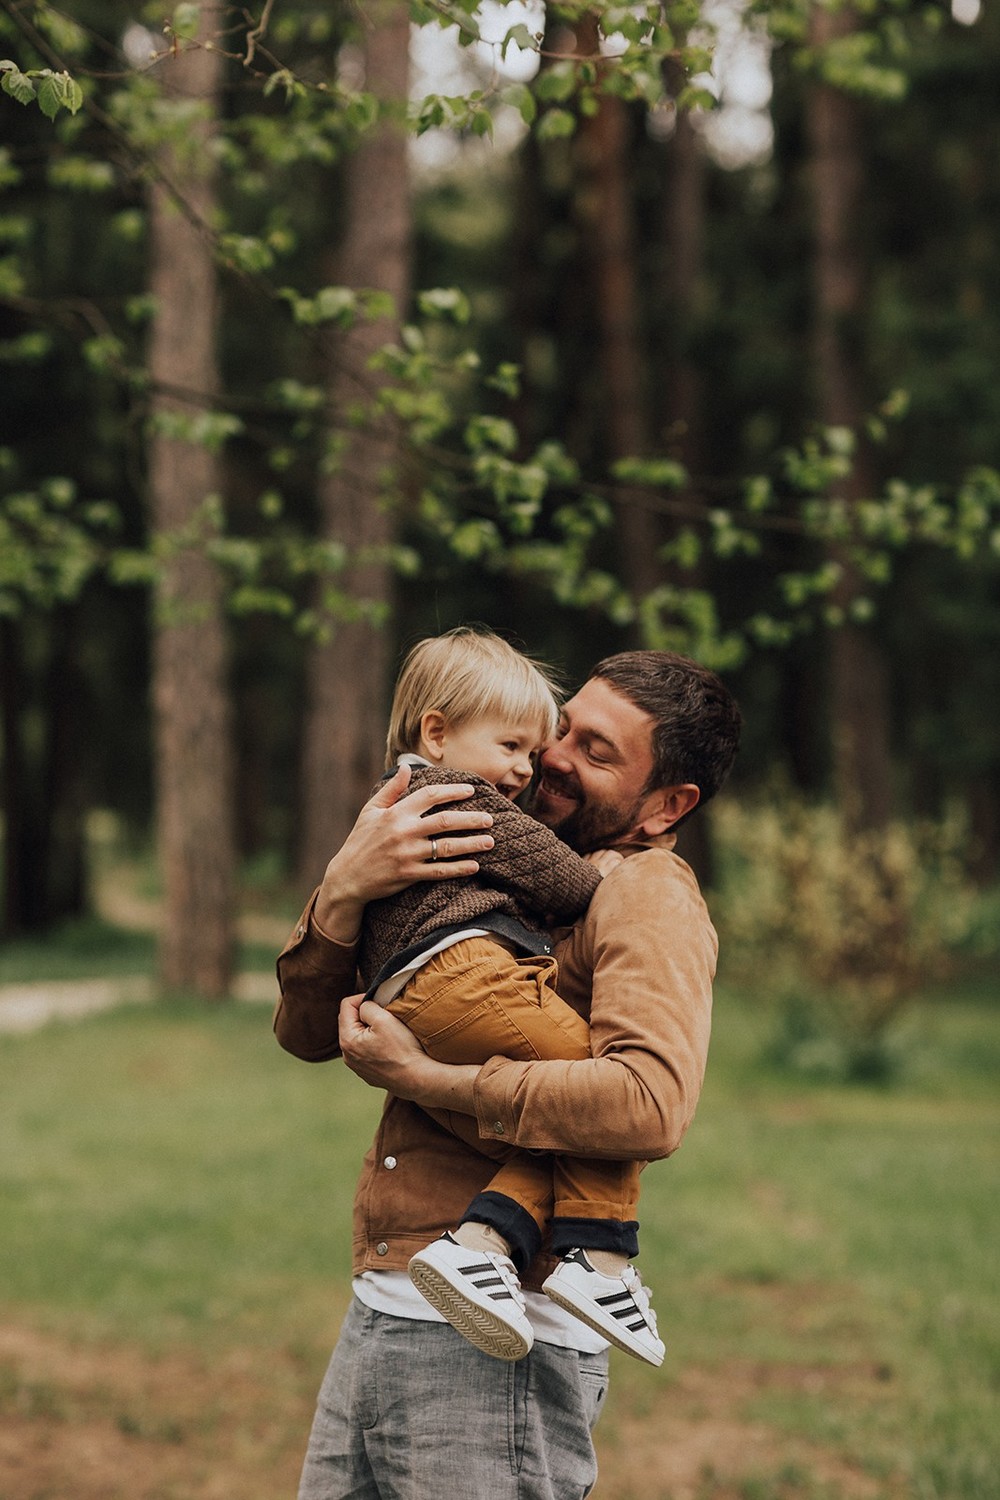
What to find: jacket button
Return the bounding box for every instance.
[383,1156,397,1169]
[492,1121,505,1136]
[376,1242,389,1256]
[296,926,305,938]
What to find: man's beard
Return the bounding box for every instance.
[531,767,647,854]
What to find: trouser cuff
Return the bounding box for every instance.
[460,1192,543,1273]
[550,1217,640,1258]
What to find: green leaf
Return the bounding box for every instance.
[502,23,539,59]
[465,415,519,454]
[1,65,36,107]
[172,3,202,42]
[47,156,115,192]
[502,83,537,126]
[417,287,471,323]
[536,108,576,142]
[535,63,578,103]
[611,456,688,488]
[35,72,84,120]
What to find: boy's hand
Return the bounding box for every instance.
[313,765,495,940]
[584,848,625,879]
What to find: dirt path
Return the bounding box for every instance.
[0,972,277,1034]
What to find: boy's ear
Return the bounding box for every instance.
[637,783,700,838]
[418,711,447,762]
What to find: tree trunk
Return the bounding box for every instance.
[297,4,411,886]
[574,46,660,601]
[807,2,894,830]
[146,28,235,997]
[659,105,716,885]
[661,106,706,477]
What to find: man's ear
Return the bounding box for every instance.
[638,783,700,837]
[418,711,447,763]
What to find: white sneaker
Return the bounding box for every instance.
[408,1232,534,1362]
[542,1248,665,1367]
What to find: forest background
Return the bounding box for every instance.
[2,6,999,1499]
[2,0,999,1030]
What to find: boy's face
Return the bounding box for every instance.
[533,677,668,852]
[434,715,541,799]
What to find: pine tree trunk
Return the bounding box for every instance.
[297,5,411,886]
[659,105,716,884]
[661,106,706,476]
[807,2,894,830]
[573,20,659,603]
[146,31,235,997]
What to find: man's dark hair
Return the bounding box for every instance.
[591,650,741,814]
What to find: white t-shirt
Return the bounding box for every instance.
[353,1271,608,1353]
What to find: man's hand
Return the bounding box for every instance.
[313,765,495,941]
[339,994,479,1115]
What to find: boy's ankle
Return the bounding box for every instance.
[580,1249,629,1277]
[454,1222,513,1260]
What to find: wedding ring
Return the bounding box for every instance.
[429,837,439,862]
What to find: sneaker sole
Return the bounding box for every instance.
[409,1258,533,1362]
[543,1282,665,1367]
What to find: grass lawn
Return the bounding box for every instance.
[0,982,997,1499]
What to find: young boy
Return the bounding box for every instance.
[356,626,664,1366]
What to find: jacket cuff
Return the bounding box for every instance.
[473,1055,520,1146]
[277,889,358,974]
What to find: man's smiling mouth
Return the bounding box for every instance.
[538,775,580,805]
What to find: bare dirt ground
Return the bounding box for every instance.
[0,1320,898,1500]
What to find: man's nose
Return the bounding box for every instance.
[540,740,572,775]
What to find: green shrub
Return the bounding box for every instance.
[711,793,995,1080]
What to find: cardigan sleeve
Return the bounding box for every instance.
[469,784,601,921]
[405,767,600,923]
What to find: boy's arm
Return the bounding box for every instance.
[414,769,601,921]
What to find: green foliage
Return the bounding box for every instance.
[0,61,83,117]
[712,794,997,1081]
[2,0,999,907]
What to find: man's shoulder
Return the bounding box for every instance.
[590,845,706,914]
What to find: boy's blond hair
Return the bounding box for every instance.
[386,627,562,768]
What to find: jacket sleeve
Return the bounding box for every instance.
[272,890,359,1061]
[470,850,716,1162]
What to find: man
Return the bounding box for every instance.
[275,650,741,1500]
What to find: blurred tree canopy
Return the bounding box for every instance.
[1,0,998,991]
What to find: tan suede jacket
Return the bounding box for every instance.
[274,845,717,1291]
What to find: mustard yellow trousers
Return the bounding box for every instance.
[389,937,641,1261]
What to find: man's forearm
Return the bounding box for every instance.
[407,1057,480,1115]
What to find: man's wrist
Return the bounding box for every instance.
[312,889,363,946]
[408,1058,480,1115]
